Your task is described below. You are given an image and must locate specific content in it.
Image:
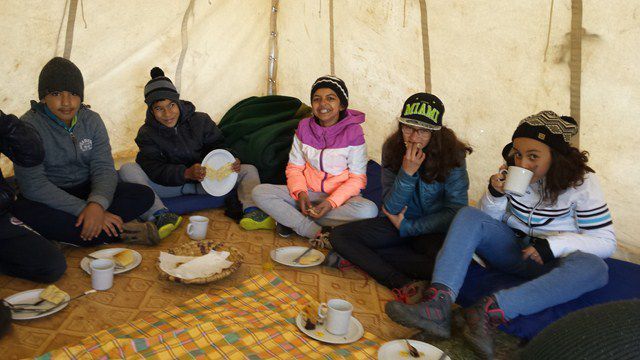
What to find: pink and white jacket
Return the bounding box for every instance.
[286,109,368,208]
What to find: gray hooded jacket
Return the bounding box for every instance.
[14,102,117,216]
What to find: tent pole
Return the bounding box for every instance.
[268,0,279,95]
[62,0,79,59]
[569,0,582,147]
[418,0,432,93]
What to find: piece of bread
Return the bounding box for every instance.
[298,253,321,265]
[205,162,233,181]
[113,249,135,267]
[39,285,67,305]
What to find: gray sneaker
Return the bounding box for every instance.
[121,221,161,246]
[276,223,294,238]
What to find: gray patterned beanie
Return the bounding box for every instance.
[144,67,179,106]
[509,110,578,155]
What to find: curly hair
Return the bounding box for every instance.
[544,147,594,204]
[382,124,472,183]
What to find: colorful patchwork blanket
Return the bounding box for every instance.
[38,272,382,359]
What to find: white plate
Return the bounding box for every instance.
[4,289,70,320]
[200,149,238,196]
[270,246,325,268]
[80,248,142,275]
[295,312,364,344]
[378,339,450,360]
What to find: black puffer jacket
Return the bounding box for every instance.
[135,101,228,186]
[0,111,45,214]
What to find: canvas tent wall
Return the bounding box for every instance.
[1,0,639,261]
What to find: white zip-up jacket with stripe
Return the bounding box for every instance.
[480,172,616,259]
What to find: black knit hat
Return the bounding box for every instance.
[144,67,179,106]
[503,110,578,158]
[38,57,84,101]
[398,92,444,131]
[310,75,349,108]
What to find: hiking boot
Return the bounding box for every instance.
[391,280,429,305]
[462,295,506,360]
[239,209,276,230]
[155,212,182,239]
[385,283,453,338]
[121,221,161,246]
[276,223,294,238]
[323,251,355,270]
[309,227,332,249]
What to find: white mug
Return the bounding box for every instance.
[186,215,209,240]
[502,166,534,197]
[90,259,114,291]
[318,299,353,335]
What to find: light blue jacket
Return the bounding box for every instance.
[382,161,469,237]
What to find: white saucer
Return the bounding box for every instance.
[4,289,70,320]
[201,149,238,196]
[270,246,325,267]
[80,248,142,275]
[378,339,450,360]
[295,312,364,344]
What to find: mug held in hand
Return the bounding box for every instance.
[502,166,534,197]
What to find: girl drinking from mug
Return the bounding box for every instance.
[385,111,616,359]
[252,76,378,245]
[328,93,472,304]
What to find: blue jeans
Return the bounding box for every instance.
[118,162,260,220]
[432,207,609,319]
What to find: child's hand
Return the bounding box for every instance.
[309,201,332,219]
[76,202,105,240]
[102,211,123,237]
[297,192,312,215]
[489,164,508,194]
[401,142,426,176]
[522,246,543,265]
[185,163,206,181]
[382,205,407,230]
[232,158,241,173]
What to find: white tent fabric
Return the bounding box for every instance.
[1,0,639,261]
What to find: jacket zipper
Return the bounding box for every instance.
[70,132,78,160]
[527,180,544,237]
[319,149,327,193]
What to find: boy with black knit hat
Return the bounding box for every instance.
[12,57,159,247]
[118,67,274,231]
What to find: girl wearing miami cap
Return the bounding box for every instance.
[329,93,472,304]
[385,111,616,359]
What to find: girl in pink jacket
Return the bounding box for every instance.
[252,76,378,245]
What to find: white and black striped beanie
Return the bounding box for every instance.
[310,75,349,107]
[144,67,179,106]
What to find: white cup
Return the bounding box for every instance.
[186,215,209,240]
[318,299,353,335]
[90,259,114,291]
[502,166,534,197]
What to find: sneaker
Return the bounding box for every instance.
[462,295,506,359]
[121,221,161,246]
[309,227,332,249]
[155,212,183,239]
[323,251,355,270]
[239,209,276,231]
[385,284,453,338]
[391,280,429,305]
[276,223,294,238]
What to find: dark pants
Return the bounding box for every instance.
[0,213,66,283]
[330,216,445,289]
[12,182,154,247]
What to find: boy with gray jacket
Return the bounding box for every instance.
[12,57,158,247]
